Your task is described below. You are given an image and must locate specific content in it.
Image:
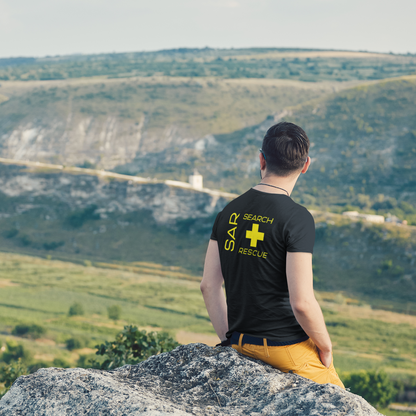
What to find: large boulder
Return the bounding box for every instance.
[0,343,381,415]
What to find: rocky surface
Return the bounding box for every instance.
[0,161,234,225]
[0,343,381,416]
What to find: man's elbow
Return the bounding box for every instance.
[290,298,314,314]
[200,278,221,294]
[200,280,213,294]
[200,281,208,293]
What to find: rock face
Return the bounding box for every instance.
[0,344,381,416]
[0,161,234,226]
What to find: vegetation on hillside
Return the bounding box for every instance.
[0,178,414,306]
[131,76,416,223]
[0,76,333,144]
[1,48,416,82]
[0,252,415,410]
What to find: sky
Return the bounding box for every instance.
[0,0,415,58]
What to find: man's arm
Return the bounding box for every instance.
[286,252,333,368]
[200,240,228,342]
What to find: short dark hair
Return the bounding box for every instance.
[262,122,309,176]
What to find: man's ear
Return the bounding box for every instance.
[259,153,267,171]
[301,156,311,174]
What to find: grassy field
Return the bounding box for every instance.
[0,251,415,377]
[0,251,415,415]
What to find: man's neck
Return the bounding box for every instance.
[254,173,299,196]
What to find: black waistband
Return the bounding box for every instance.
[230,332,309,347]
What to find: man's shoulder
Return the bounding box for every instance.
[220,189,254,211]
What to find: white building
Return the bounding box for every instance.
[342,211,385,224]
[189,170,203,189]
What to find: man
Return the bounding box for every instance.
[200,122,344,388]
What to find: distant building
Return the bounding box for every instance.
[385,213,401,224]
[189,170,203,189]
[342,211,385,224]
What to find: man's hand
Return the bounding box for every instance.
[286,252,333,363]
[318,348,332,368]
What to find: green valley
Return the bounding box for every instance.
[0,251,414,378]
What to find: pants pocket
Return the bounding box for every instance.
[285,339,319,371]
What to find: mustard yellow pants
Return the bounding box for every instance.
[232,334,345,389]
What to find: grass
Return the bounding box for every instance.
[1,176,415,308]
[379,407,416,416]
[0,76,335,147]
[0,250,415,380]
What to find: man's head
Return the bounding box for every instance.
[261,122,310,177]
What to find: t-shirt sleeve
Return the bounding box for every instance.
[286,207,315,253]
[210,212,222,241]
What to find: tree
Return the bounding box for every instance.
[68,302,84,316]
[91,325,180,370]
[342,370,396,407]
[66,337,86,351]
[107,305,121,320]
[12,324,46,339]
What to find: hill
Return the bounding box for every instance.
[0,76,335,169]
[125,76,416,224]
[1,48,416,82]
[0,160,414,310]
[0,251,414,380]
[1,49,415,226]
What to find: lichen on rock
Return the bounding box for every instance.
[0,343,381,415]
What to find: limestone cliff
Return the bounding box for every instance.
[0,344,381,416]
[0,159,234,226]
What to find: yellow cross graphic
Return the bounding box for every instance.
[245,223,264,247]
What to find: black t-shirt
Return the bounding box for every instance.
[210,188,315,342]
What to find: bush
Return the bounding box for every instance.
[4,229,18,239]
[1,340,32,364]
[107,305,121,320]
[0,359,28,397]
[76,354,96,369]
[341,369,396,407]
[67,205,100,228]
[12,324,46,339]
[43,241,65,251]
[68,302,84,316]
[66,337,85,351]
[20,235,32,246]
[91,325,180,370]
[27,362,49,374]
[52,358,70,368]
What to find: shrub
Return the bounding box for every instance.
[12,324,46,339]
[27,362,49,373]
[91,325,180,370]
[43,241,65,251]
[107,305,121,320]
[66,337,85,351]
[4,229,18,239]
[20,235,32,246]
[67,205,100,228]
[1,340,32,364]
[0,359,28,397]
[76,354,96,369]
[52,358,70,368]
[341,369,396,407]
[68,302,84,316]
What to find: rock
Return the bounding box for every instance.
[0,162,233,226]
[0,343,381,416]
